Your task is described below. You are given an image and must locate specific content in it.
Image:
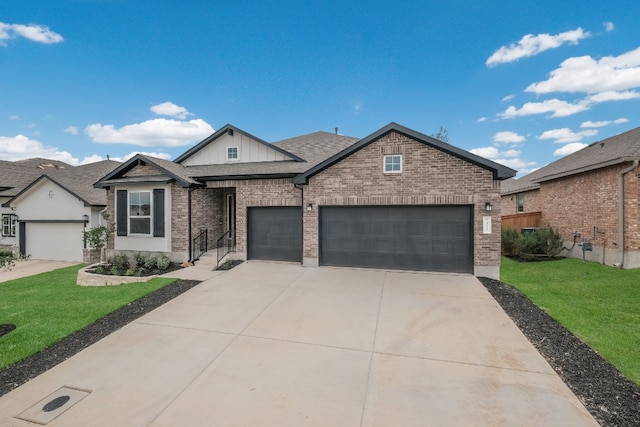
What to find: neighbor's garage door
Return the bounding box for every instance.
[24,222,84,262]
[320,206,473,273]
[247,207,302,262]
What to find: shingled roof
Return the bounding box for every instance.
[95,129,360,186]
[501,126,640,195]
[2,160,122,207]
[0,159,74,197]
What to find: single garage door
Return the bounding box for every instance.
[320,205,473,273]
[23,222,84,261]
[247,207,302,262]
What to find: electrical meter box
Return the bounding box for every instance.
[583,242,593,251]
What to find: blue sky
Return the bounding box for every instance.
[1,0,639,176]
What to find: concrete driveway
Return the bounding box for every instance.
[0,262,597,426]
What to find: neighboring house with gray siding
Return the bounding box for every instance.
[95,122,515,279]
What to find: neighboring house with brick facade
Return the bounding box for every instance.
[1,159,121,261]
[501,126,640,268]
[95,123,515,279]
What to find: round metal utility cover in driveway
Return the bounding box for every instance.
[247,206,302,262]
[319,205,473,273]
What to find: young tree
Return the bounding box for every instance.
[431,126,449,142]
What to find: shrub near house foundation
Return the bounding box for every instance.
[502,225,564,260]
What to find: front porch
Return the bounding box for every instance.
[188,187,237,266]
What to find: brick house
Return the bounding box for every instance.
[501,126,640,268]
[95,123,515,279]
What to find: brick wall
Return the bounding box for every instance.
[206,179,301,255]
[538,164,640,255]
[302,131,502,271]
[500,188,541,216]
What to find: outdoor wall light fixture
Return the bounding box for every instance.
[306,203,313,211]
[48,190,54,198]
[485,201,492,211]
[82,214,90,225]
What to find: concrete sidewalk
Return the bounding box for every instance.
[0,262,597,426]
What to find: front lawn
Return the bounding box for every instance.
[0,264,175,369]
[501,256,640,384]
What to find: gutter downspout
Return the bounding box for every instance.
[188,188,193,262]
[295,183,304,265]
[617,160,638,267]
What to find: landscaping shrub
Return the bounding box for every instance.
[0,251,15,271]
[90,253,175,276]
[156,255,171,271]
[109,253,130,272]
[133,252,146,269]
[501,227,521,257]
[144,256,158,270]
[502,225,564,259]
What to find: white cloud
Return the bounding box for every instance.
[604,22,615,32]
[0,21,63,46]
[470,146,534,172]
[0,134,78,164]
[64,126,79,135]
[150,102,193,119]
[486,27,590,66]
[501,98,590,118]
[9,115,19,120]
[502,94,515,102]
[586,90,640,103]
[492,131,525,144]
[526,47,640,94]
[493,158,537,171]
[476,117,488,123]
[79,151,173,165]
[79,154,110,165]
[538,128,598,143]
[554,142,588,156]
[470,147,500,158]
[580,118,628,128]
[502,149,521,158]
[85,118,214,147]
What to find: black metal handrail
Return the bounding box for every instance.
[192,229,208,261]
[216,229,236,266]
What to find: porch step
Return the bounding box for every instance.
[194,252,217,268]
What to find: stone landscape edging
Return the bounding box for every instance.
[77,263,158,287]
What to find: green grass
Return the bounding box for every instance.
[501,256,640,384]
[0,264,176,369]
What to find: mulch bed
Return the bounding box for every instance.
[0,279,200,397]
[479,277,640,427]
[2,275,639,426]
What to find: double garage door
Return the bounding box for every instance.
[247,205,473,274]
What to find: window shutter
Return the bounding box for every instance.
[153,189,165,237]
[116,190,128,236]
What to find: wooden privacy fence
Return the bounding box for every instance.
[501,211,542,231]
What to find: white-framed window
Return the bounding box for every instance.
[129,191,151,234]
[1,214,17,237]
[227,146,239,161]
[383,154,402,173]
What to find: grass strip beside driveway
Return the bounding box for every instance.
[0,264,176,369]
[501,256,640,385]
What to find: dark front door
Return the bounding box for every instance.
[247,207,302,262]
[319,205,473,273]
